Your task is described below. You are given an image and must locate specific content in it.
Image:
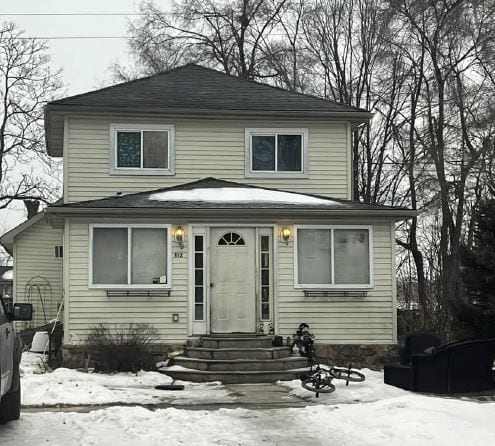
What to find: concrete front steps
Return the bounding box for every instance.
[161,336,310,384]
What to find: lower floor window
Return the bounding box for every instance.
[91,225,169,286]
[296,227,371,287]
[194,235,205,320]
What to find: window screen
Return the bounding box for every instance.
[277,134,302,171]
[131,228,167,284]
[297,229,332,284]
[92,228,128,284]
[334,229,370,285]
[143,131,168,168]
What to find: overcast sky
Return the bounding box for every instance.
[0,1,173,243]
[2,0,174,94]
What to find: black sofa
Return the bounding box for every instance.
[385,337,495,393]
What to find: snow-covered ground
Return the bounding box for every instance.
[1,352,494,445]
[20,352,232,406]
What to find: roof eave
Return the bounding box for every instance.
[45,105,373,157]
[46,206,417,220]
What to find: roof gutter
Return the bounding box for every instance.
[46,206,417,220]
[45,104,373,121]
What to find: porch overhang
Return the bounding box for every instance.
[44,177,417,227]
[45,205,417,227]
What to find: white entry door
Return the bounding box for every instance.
[210,228,256,333]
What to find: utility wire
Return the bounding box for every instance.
[0,13,145,16]
[12,33,292,40]
[15,36,131,40]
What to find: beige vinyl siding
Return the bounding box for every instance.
[65,117,349,203]
[14,218,63,327]
[66,220,188,344]
[65,218,395,345]
[277,220,395,343]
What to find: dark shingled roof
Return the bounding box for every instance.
[48,64,368,114]
[49,177,413,214]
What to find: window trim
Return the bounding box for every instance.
[294,224,374,289]
[245,128,309,178]
[89,223,172,289]
[109,123,175,176]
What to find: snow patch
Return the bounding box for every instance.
[279,368,407,402]
[149,187,338,205]
[20,352,232,406]
[1,269,12,280]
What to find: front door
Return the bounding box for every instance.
[210,228,256,333]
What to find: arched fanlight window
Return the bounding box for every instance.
[218,232,245,246]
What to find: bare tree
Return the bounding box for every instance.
[302,0,399,201]
[389,0,495,334]
[118,0,292,81]
[0,22,63,211]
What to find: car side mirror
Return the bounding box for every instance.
[9,303,33,321]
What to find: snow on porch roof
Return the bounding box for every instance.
[48,178,415,216]
[148,187,337,206]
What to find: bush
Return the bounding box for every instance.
[86,323,159,372]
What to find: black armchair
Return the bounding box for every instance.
[385,338,495,394]
[384,332,443,391]
[398,331,443,365]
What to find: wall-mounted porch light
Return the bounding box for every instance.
[280,226,291,245]
[174,226,185,249]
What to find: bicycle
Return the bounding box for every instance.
[292,323,365,397]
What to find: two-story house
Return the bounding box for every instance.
[1,64,414,378]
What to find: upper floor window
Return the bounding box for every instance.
[109,123,175,176]
[245,128,308,178]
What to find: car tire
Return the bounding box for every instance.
[0,366,21,423]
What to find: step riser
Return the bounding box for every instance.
[164,370,306,384]
[175,358,308,372]
[185,348,291,360]
[201,338,274,349]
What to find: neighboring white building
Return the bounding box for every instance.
[1,64,415,360]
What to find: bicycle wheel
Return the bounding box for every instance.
[301,376,336,394]
[330,367,365,383]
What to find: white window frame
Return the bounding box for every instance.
[109,123,175,176]
[89,223,172,289]
[245,128,309,178]
[189,226,209,335]
[294,224,374,289]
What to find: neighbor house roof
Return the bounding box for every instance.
[0,212,47,256]
[44,64,372,156]
[46,177,416,220]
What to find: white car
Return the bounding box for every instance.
[0,297,32,423]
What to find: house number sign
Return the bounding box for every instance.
[173,252,183,258]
